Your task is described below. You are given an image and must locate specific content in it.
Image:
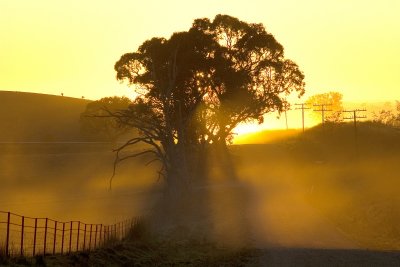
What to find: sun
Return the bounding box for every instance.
[233,123,264,136]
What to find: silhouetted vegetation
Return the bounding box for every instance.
[112,14,305,203]
[80,96,133,141]
[372,100,400,127]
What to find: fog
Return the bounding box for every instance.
[0,143,158,225]
[1,122,400,251]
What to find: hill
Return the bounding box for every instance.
[233,122,400,250]
[0,91,91,142]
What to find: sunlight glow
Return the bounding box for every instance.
[0,0,399,103]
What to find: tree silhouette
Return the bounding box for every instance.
[372,101,400,127]
[80,96,132,141]
[112,14,305,196]
[306,91,343,123]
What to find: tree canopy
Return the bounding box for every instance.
[306,91,343,123]
[372,100,400,127]
[80,96,132,141]
[112,14,305,194]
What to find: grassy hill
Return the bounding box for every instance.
[233,122,400,250]
[0,91,91,142]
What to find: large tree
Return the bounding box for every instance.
[112,15,305,196]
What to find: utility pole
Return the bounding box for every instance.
[343,109,367,154]
[313,104,332,124]
[283,101,290,130]
[284,109,288,130]
[295,103,310,132]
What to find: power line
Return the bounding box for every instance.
[284,109,288,130]
[343,109,367,154]
[282,100,290,130]
[313,103,332,124]
[295,103,310,132]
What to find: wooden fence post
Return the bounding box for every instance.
[53,221,57,255]
[61,222,65,254]
[83,224,87,250]
[44,218,48,255]
[5,212,10,257]
[76,221,80,252]
[20,216,24,256]
[104,226,107,243]
[69,221,73,254]
[99,224,103,246]
[94,224,98,248]
[33,218,37,256]
[104,226,107,244]
[89,224,93,251]
[104,225,110,242]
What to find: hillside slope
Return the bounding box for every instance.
[0,91,91,141]
[233,122,400,250]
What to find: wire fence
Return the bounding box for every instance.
[0,210,136,258]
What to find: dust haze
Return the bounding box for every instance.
[1,107,400,250]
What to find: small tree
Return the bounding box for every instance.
[372,100,400,127]
[80,96,132,141]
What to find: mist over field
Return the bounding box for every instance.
[1,92,399,252]
[0,143,156,224]
[0,92,154,224]
[1,91,400,267]
[233,123,400,250]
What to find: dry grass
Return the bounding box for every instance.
[40,218,257,267]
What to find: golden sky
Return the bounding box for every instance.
[1,0,399,104]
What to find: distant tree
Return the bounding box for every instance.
[80,96,132,141]
[306,91,343,123]
[112,14,305,196]
[372,100,400,127]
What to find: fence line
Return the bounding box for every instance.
[0,210,136,258]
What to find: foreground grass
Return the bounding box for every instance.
[1,218,257,266]
[4,242,400,267]
[0,240,257,266]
